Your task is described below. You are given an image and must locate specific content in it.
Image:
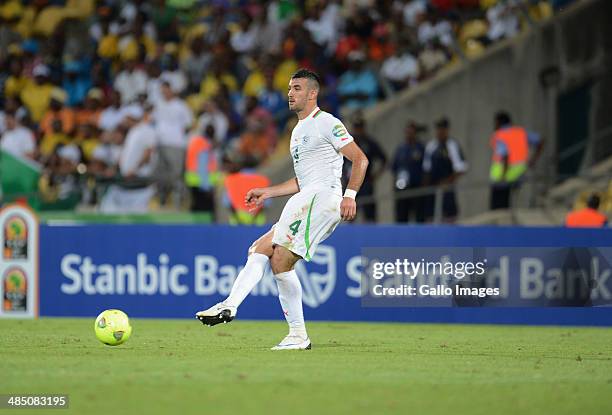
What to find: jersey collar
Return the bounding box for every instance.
[308,107,321,119]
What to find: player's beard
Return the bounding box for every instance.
[289,99,304,113]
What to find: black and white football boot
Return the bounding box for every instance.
[195,302,237,327]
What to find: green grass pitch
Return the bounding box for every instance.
[1,318,612,415]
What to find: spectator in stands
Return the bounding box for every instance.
[182,36,211,94]
[489,111,542,210]
[0,98,27,134]
[565,193,608,228]
[153,81,193,205]
[230,12,260,55]
[242,58,267,98]
[196,100,229,144]
[204,6,229,47]
[117,0,150,30]
[486,1,521,43]
[93,17,119,61]
[89,129,122,179]
[303,1,339,54]
[4,58,28,100]
[393,121,426,223]
[337,50,379,114]
[75,89,103,129]
[381,42,421,92]
[98,90,124,132]
[40,119,71,162]
[20,40,43,79]
[114,59,148,105]
[346,7,374,40]
[63,60,91,108]
[401,0,427,27]
[118,14,157,62]
[237,97,276,164]
[0,0,570,214]
[418,40,449,78]
[89,62,113,103]
[199,58,239,101]
[20,64,55,123]
[258,68,289,129]
[423,117,468,222]
[100,105,157,213]
[248,93,275,131]
[159,46,187,94]
[0,111,36,161]
[40,88,76,136]
[39,144,83,210]
[74,123,99,163]
[151,0,179,43]
[215,89,242,140]
[342,113,387,222]
[274,47,299,93]
[145,60,163,104]
[256,4,285,55]
[0,12,21,63]
[418,9,453,48]
[368,23,395,63]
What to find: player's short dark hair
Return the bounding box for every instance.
[291,69,321,90]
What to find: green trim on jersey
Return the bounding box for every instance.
[304,194,317,261]
[312,109,322,118]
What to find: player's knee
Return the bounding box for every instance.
[252,242,273,258]
[248,238,273,258]
[270,247,292,274]
[247,241,256,256]
[269,253,284,275]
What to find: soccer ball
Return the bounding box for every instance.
[94,309,132,346]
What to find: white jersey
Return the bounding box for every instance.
[120,122,158,178]
[290,107,354,195]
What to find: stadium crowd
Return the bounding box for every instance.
[0,0,575,219]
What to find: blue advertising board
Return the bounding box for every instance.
[39,224,612,326]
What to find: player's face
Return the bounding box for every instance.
[287,78,311,112]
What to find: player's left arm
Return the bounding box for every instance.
[340,142,369,221]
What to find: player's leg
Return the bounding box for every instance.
[225,228,274,307]
[269,245,311,350]
[195,228,274,326]
[268,190,342,349]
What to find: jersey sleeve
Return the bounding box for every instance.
[321,115,354,151]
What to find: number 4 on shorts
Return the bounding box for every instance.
[289,220,302,236]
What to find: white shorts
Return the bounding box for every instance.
[272,188,342,261]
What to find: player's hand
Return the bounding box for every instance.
[245,188,269,212]
[340,197,357,221]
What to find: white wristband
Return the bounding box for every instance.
[344,189,357,199]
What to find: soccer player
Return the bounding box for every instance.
[196,69,369,350]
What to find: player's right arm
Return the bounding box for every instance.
[245,177,300,211]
